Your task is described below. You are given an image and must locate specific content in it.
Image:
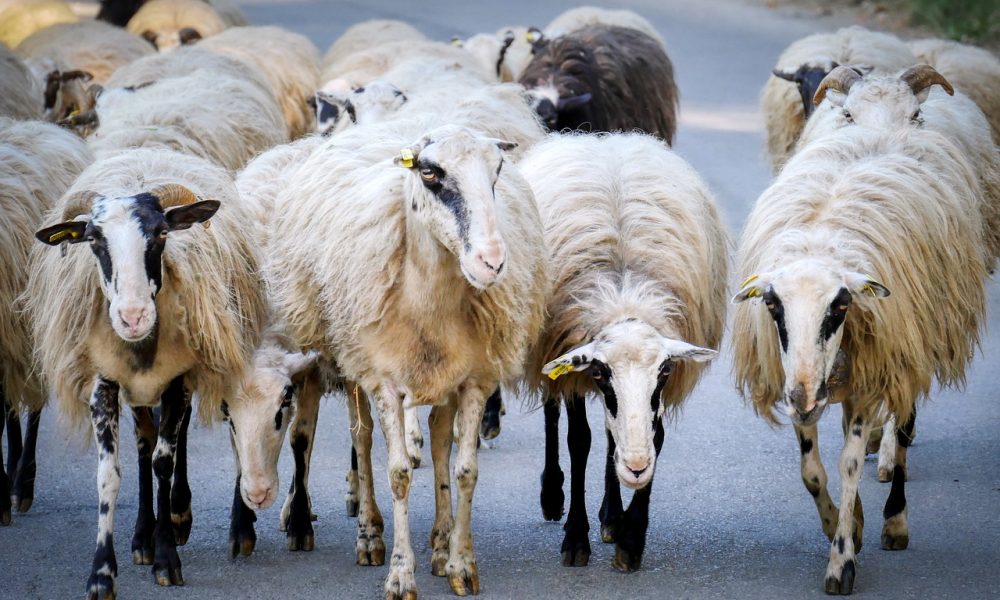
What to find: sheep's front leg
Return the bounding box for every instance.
[794,423,838,541]
[227,430,256,558]
[5,398,21,486]
[283,374,321,551]
[561,394,591,567]
[170,405,193,546]
[479,387,503,441]
[151,376,188,587]
[612,418,665,572]
[347,383,385,566]
[86,376,121,600]
[539,397,564,521]
[11,408,40,513]
[881,411,915,551]
[404,406,423,469]
[429,400,456,576]
[374,384,417,600]
[131,408,156,565]
[599,429,624,544]
[345,444,359,517]
[0,394,10,526]
[447,385,487,595]
[823,411,870,595]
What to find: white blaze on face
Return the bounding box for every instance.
[840,79,924,130]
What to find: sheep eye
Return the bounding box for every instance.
[911,109,920,121]
[589,362,603,380]
[836,303,849,313]
[158,229,168,240]
[843,109,854,123]
[87,235,96,244]
[658,360,673,379]
[420,168,438,183]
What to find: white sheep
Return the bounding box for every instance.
[732,119,989,594]
[520,132,726,572]
[199,25,321,139]
[0,117,92,523]
[760,26,916,172]
[0,45,42,120]
[321,38,491,89]
[26,147,268,599]
[321,19,428,73]
[0,0,77,48]
[126,0,247,52]
[264,120,548,598]
[908,38,1000,144]
[544,5,665,48]
[457,26,540,82]
[312,79,408,137]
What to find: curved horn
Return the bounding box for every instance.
[812,65,862,106]
[150,183,199,206]
[900,64,954,97]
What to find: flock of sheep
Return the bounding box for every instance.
[0,0,998,598]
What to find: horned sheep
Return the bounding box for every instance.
[0,118,92,524]
[732,116,989,594]
[125,0,248,52]
[522,132,726,572]
[26,147,267,599]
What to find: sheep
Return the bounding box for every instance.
[760,26,916,173]
[544,5,665,48]
[0,118,92,524]
[321,39,492,89]
[321,19,428,73]
[312,80,408,136]
[519,24,679,144]
[456,26,541,82]
[519,132,725,572]
[263,119,548,598]
[0,0,78,48]
[731,119,989,594]
[26,147,267,598]
[91,47,287,170]
[907,38,1000,144]
[125,0,246,52]
[199,26,321,139]
[0,45,42,120]
[15,21,154,123]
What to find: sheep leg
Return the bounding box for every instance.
[130,407,156,565]
[86,377,121,600]
[447,385,487,595]
[10,409,40,513]
[227,431,256,558]
[429,400,456,576]
[823,409,870,595]
[876,416,896,482]
[0,393,10,526]
[480,387,503,441]
[150,376,188,587]
[5,401,21,484]
[373,384,417,600]
[539,397,564,521]
[794,423,839,541]
[561,394,591,567]
[284,374,321,551]
[599,429,624,543]
[170,405,193,546]
[612,417,665,573]
[345,445,360,517]
[347,383,384,566]
[404,406,423,469]
[881,411,915,551]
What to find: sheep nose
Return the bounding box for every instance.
[246,486,271,507]
[476,244,506,275]
[624,457,650,478]
[119,307,145,330]
[535,98,558,128]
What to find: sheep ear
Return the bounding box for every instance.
[165,200,220,231]
[845,272,890,299]
[489,138,518,152]
[35,220,88,245]
[732,274,769,303]
[542,342,598,380]
[283,351,319,376]
[660,338,717,363]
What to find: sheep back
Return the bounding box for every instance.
[0,45,43,120]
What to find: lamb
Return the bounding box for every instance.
[521,132,726,572]
[0,118,92,524]
[199,26,321,139]
[26,147,267,599]
[0,45,42,120]
[731,120,989,594]
[0,0,78,48]
[321,19,427,73]
[519,24,679,144]
[126,0,247,52]
[760,26,915,172]
[263,120,548,598]
[544,5,665,47]
[907,38,1000,144]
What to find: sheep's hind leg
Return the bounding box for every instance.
[447,385,488,595]
[823,408,870,595]
[881,411,915,551]
[131,408,156,565]
[170,405,193,546]
[404,406,423,469]
[227,430,256,558]
[599,429,624,543]
[86,377,121,600]
[284,373,321,551]
[345,444,359,517]
[11,409,40,512]
[0,393,11,526]
[5,398,21,487]
[561,394,591,567]
[479,387,503,441]
[612,418,665,572]
[373,383,417,599]
[150,376,188,587]
[794,423,839,541]
[539,397,564,521]
[876,415,896,482]
[347,383,384,566]
[429,400,456,576]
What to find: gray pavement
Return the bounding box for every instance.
[3,1,999,599]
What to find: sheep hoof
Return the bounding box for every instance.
[560,527,591,567]
[171,508,193,546]
[132,547,154,565]
[600,522,618,544]
[539,469,565,522]
[152,545,184,587]
[877,466,892,482]
[823,559,855,595]
[228,526,257,558]
[13,495,32,513]
[287,528,315,552]
[880,530,909,551]
[431,552,448,577]
[611,545,642,573]
[357,537,386,566]
[0,509,10,526]
[480,412,501,441]
[86,572,117,600]
[447,562,480,596]
[345,498,360,518]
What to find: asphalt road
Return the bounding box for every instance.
[2,1,999,599]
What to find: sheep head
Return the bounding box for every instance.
[519,34,598,131]
[542,319,715,490]
[312,80,407,136]
[733,260,890,425]
[773,61,843,119]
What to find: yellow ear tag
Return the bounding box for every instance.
[48,229,78,243]
[399,148,414,168]
[739,274,759,288]
[546,363,573,380]
[450,36,462,47]
[861,274,883,297]
[526,30,540,43]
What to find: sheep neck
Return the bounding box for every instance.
[400,213,468,315]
